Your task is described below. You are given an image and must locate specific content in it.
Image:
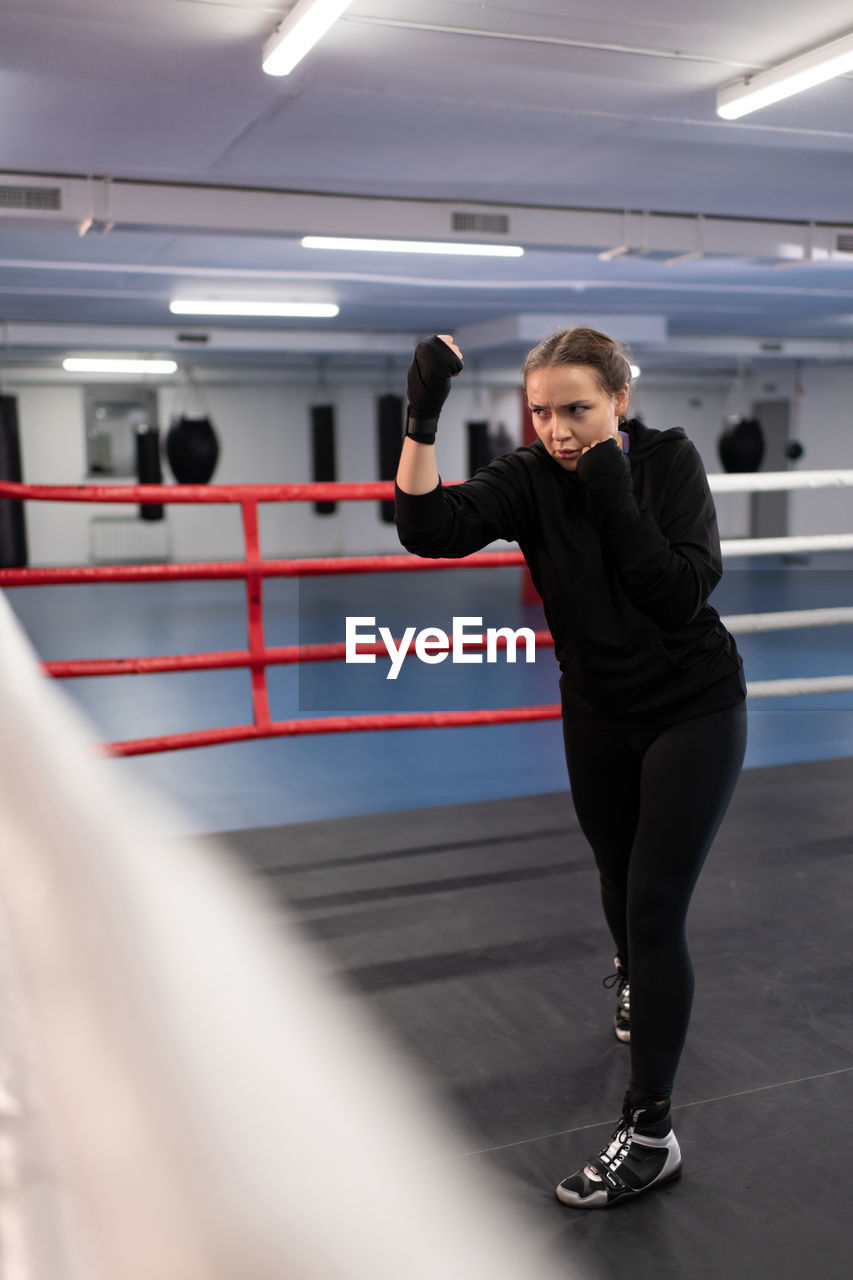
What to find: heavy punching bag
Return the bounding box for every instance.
[466,420,491,477]
[0,394,28,568]
[717,416,765,473]
[311,404,337,515]
[165,415,220,485]
[377,394,404,524]
[135,423,164,521]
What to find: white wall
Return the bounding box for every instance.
[12,384,119,566]
[6,362,853,566]
[7,375,529,566]
[787,365,853,536]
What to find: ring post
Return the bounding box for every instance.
[240,498,271,731]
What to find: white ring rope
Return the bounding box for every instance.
[710,470,853,556]
[721,534,853,557]
[724,607,853,633]
[724,607,853,698]
[747,676,853,698]
[709,471,853,693]
[709,470,853,493]
[704,469,853,693]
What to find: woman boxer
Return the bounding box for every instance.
[394,329,746,1208]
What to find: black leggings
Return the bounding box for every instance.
[562,699,747,1101]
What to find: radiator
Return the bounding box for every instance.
[89,515,172,564]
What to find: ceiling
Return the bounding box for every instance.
[2,0,853,382]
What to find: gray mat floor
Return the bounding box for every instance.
[217,756,853,1280]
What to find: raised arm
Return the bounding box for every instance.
[395,333,462,495]
[394,334,529,559]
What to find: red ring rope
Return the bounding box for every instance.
[44,632,555,679]
[0,551,526,588]
[108,705,562,758]
[0,480,548,756]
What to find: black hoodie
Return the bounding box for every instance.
[394,419,745,721]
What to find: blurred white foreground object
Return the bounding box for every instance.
[0,592,570,1280]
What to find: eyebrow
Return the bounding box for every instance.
[528,400,591,411]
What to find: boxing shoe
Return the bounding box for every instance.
[603,956,630,1043]
[555,1095,681,1209]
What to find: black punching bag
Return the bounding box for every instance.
[0,394,28,568]
[311,404,337,515]
[377,394,404,524]
[466,420,491,477]
[135,424,164,521]
[718,417,765,473]
[165,415,220,484]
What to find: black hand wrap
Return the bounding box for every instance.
[405,336,463,443]
[576,437,638,532]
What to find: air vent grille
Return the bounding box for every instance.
[0,184,62,211]
[452,211,510,235]
[835,233,853,253]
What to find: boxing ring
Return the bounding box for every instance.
[2,469,853,757]
[1,471,852,1280]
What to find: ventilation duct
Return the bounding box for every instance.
[0,183,62,211]
[451,211,510,235]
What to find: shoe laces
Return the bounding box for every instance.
[602,968,630,1006]
[590,1112,636,1177]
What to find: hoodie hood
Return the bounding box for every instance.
[623,419,687,461]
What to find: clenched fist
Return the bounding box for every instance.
[405,334,464,443]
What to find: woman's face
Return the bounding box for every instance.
[526,363,629,472]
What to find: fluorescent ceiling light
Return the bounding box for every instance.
[301,236,524,258]
[62,358,178,374]
[170,300,340,317]
[717,29,853,119]
[263,0,354,76]
[629,364,642,379]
